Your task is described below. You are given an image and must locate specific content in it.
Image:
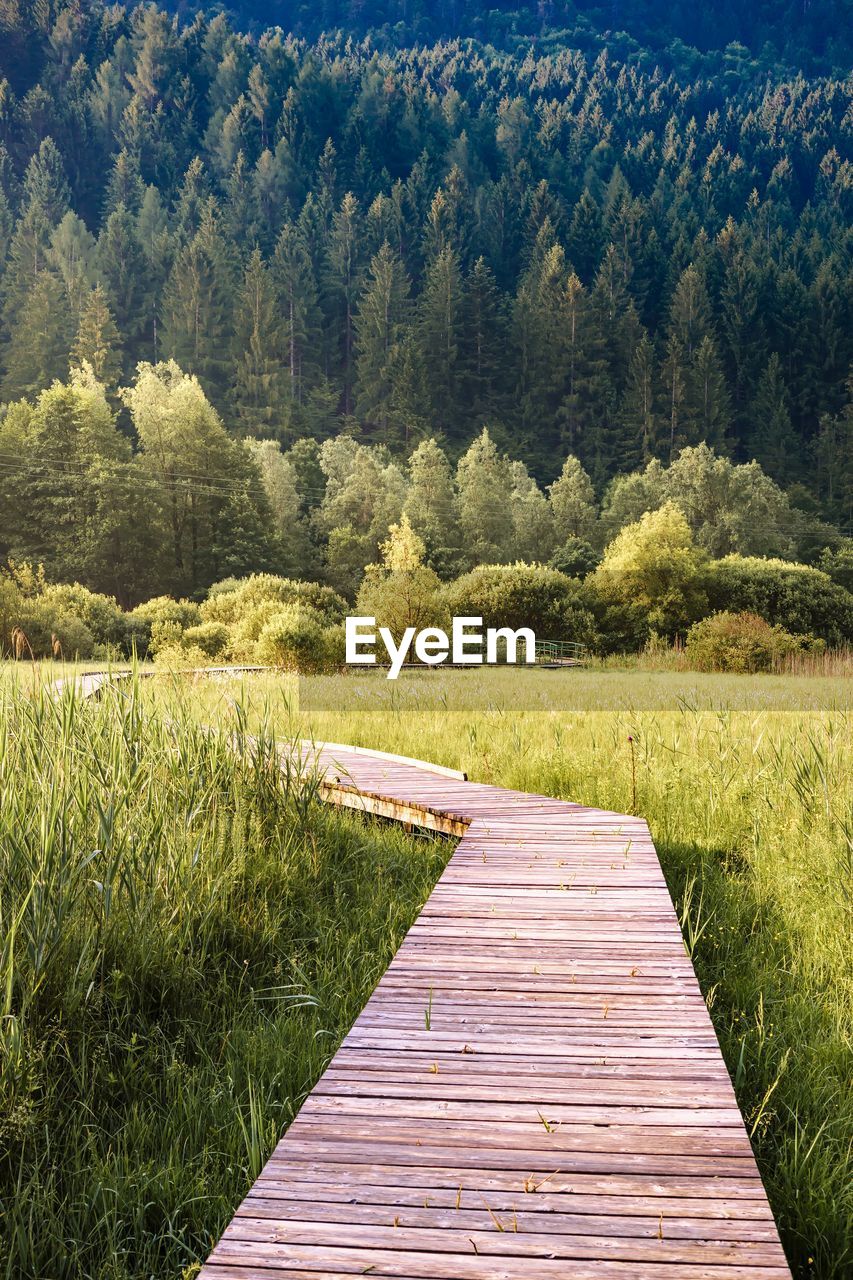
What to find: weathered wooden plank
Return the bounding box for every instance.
[184,737,791,1278]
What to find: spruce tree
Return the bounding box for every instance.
[566,190,604,283]
[750,354,798,483]
[96,203,152,358]
[1,273,73,401]
[455,427,515,566]
[354,242,411,438]
[48,212,97,319]
[72,285,124,390]
[230,248,287,439]
[668,263,713,359]
[620,333,659,467]
[418,246,463,433]
[271,222,322,420]
[404,437,462,575]
[549,454,598,543]
[160,201,237,402]
[460,257,504,429]
[686,335,730,450]
[325,192,365,414]
[22,138,71,225]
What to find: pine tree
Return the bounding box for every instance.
[160,201,237,402]
[460,257,504,428]
[388,339,431,446]
[591,244,642,393]
[549,454,598,543]
[660,333,688,461]
[104,148,146,215]
[668,264,713,359]
[566,190,604,283]
[558,272,588,455]
[72,285,123,390]
[719,250,766,429]
[271,222,322,418]
[418,246,463,433]
[230,248,288,440]
[1,273,73,401]
[48,212,97,319]
[22,138,71,225]
[8,368,132,586]
[404,437,462,575]
[750,353,798,483]
[620,333,658,467]
[686,335,730,450]
[514,239,568,459]
[354,242,411,437]
[1,200,54,333]
[455,427,515,566]
[326,192,365,415]
[814,385,852,527]
[96,203,152,358]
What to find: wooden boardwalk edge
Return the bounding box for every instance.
[68,668,792,1278]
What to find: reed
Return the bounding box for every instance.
[0,674,450,1278]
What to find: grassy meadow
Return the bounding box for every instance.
[0,675,450,1279]
[1,662,850,1278]
[144,665,853,1280]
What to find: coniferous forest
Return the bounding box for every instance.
[0,0,850,612]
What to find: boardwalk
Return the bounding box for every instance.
[199,739,791,1280]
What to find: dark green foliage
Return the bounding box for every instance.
[704,556,853,646]
[549,536,599,578]
[442,564,598,645]
[0,1,849,503]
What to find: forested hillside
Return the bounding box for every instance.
[148,1,851,72]
[0,0,850,604]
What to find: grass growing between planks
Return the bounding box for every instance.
[0,676,451,1280]
[154,667,853,1280]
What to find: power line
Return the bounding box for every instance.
[0,452,848,536]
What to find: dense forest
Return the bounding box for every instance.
[0,0,850,608]
[153,1,851,72]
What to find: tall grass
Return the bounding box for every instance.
[160,668,853,1280]
[590,644,853,678]
[0,675,451,1279]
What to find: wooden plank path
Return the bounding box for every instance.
[200,739,791,1280]
[64,670,790,1276]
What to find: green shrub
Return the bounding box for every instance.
[25,602,95,659]
[818,540,853,593]
[127,596,202,656]
[322,623,347,671]
[442,563,598,644]
[685,611,804,672]
[548,537,599,577]
[202,575,347,628]
[254,605,329,672]
[705,556,853,645]
[152,642,213,670]
[182,621,229,659]
[0,570,102,659]
[41,583,127,648]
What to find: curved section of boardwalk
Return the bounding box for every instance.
[199,739,791,1279]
